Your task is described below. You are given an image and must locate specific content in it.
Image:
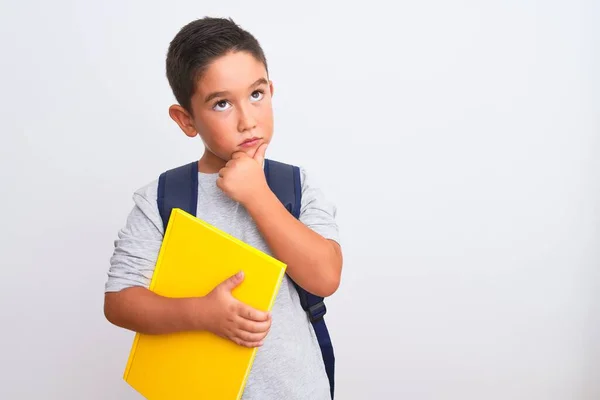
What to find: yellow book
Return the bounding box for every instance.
[123,208,286,400]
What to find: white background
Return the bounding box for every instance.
[1,1,598,399]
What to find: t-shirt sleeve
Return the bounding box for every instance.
[298,167,341,245]
[105,181,165,293]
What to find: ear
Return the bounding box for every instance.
[169,105,197,138]
[269,80,275,98]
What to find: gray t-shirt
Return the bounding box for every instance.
[105,165,339,400]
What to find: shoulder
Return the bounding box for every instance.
[132,160,191,209]
[297,165,320,192]
[286,162,340,244]
[266,159,330,197]
[296,166,336,212]
[132,178,159,211]
[124,177,164,235]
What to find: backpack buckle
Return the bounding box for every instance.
[307,301,327,322]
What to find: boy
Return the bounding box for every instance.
[104,17,342,400]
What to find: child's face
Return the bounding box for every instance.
[169,51,274,171]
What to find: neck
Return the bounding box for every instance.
[197,150,226,173]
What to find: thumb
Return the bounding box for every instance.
[253,143,268,164]
[221,271,244,291]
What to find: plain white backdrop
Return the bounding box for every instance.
[1,1,598,399]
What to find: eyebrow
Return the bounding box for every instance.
[204,78,269,103]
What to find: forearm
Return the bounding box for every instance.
[245,190,342,297]
[104,287,206,335]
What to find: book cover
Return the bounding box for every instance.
[123,208,286,400]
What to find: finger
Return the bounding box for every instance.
[253,143,268,164]
[219,271,244,291]
[236,316,271,333]
[231,337,264,348]
[218,166,229,178]
[237,303,270,322]
[235,329,268,344]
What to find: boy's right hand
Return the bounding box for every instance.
[198,271,272,348]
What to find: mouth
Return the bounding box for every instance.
[240,137,262,148]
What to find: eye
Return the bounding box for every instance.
[213,100,231,112]
[250,90,264,102]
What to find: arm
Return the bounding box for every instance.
[104,287,200,335]
[104,187,270,347]
[245,189,342,297]
[104,274,270,347]
[217,148,343,297]
[103,190,184,334]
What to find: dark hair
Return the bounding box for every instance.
[166,17,268,113]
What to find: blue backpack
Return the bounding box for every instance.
[156,158,336,399]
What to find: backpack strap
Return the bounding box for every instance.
[263,159,302,218]
[157,159,335,399]
[264,159,336,399]
[157,160,198,228]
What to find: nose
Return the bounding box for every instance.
[237,103,257,133]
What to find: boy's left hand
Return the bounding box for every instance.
[217,144,270,206]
